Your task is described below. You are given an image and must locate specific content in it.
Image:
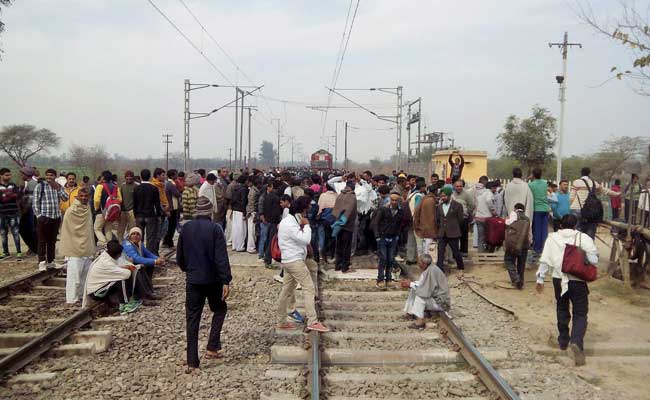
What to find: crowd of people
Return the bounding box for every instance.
[0,160,648,368]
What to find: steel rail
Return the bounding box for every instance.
[0,269,59,300]
[438,312,520,400]
[309,331,320,400]
[0,308,94,379]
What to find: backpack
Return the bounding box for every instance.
[505,216,530,255]
[485,217,506,247]
[271,234,282,262]
[578,178,603,223]
[102,183,122,222]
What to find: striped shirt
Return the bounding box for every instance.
[33,181,69,219]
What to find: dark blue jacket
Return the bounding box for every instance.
[176,216,232,285]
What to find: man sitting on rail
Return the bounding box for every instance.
[82,240,153,313]
[122,226,164,281]
[401,254,450,330]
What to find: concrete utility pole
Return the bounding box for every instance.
[247,107,252,168]
[183,80,190,172]
[228,147,232,171]
[163,134,173,171]
[272,118,281,168]
[396,86,403,171]
[344,122,348,171]
[549,32,582,183]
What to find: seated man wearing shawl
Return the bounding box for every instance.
[401,254,450,329]
[123,226,164,280]
[83,240,157,313]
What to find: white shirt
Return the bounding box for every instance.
[475,190,495,219]
[638,190,650,212]
[278,214,312,264]
[536,229,598,295]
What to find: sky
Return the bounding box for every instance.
[1,0,648,165]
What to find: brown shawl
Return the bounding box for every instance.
[59,199,95,257]
[333,188,357,231]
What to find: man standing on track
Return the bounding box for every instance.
[435,186,465,272]
[33,168,69,271]
[177,196,232,370]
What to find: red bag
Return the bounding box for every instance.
[271,234,282,262]
[101,183,122,223]
[485,217,506,247]
[561,233,598,282]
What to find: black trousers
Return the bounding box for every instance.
[436,236,464,270]
[553,278,589,351]
[19,209,38,253]
[459,217,470,254]
[335,229,353,271]
[163,210,178,246]
[264,223,278,265]
[136,216,160,256]
[504,249,527,286]
[356,212,371,254]
[185,282,227,368]
[36,216,60,263]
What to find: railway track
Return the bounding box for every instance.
[265,278,520,400]
[0,249,177,381]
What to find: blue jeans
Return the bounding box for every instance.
[532,211,549,254]
[376,237,398,282]
[258,221,269,258]
[0,214,21,255]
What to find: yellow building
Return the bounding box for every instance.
[431,150,488,184]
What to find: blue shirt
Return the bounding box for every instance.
[550,192,570,219]
[122,240,158,267]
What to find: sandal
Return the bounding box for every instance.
[204,350,224,359]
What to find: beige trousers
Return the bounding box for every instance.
[278,260,318,325]
[116,210,136,242]
[94,214,116,246]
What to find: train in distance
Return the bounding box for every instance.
[310,149,333,170]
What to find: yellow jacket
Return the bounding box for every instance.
[151,178,169,209]
[60,186,80,214]
[94,183,122,211]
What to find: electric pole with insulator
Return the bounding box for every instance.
[549,32,582,183]
[163,134,173,171]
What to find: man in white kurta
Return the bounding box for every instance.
[402,254,450,329]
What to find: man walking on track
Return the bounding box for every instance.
[177,196,232,370]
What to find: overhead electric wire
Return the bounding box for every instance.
[321,0,361,138]
[146,0,234,85]
[177,0,277,124]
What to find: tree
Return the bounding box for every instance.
[497,105,557,174]
[590,135,650,181]
[0,124,61,167]
[68,144,111,179]
[577,1,650,96]
[259,140,275,167]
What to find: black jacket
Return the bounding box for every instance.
[374,206,404,238]
[177,217,232,285]
[262,191,282,224]
[436,200,464,239]
[230,185,248,213]
[133,182,162,218]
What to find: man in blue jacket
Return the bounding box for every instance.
[177,196,232,370]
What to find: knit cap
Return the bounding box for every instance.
[195,196,213,217]
[185,172,201,187]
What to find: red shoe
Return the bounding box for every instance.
[277,322,299,330]
[306,322,330,332]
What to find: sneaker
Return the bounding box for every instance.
[287,310,305,324]
[570,343,586,366]
[375,281,385,290]
[0,253,8,260]
[273,275,284,283]
[38,261,47,272]
[120,298,142,314]
[257,258,265,264]
[395,255,405,262]
[306,322,330,332]
[277,322,299,330]
[15,252,22,261]
[408,322,425,330]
